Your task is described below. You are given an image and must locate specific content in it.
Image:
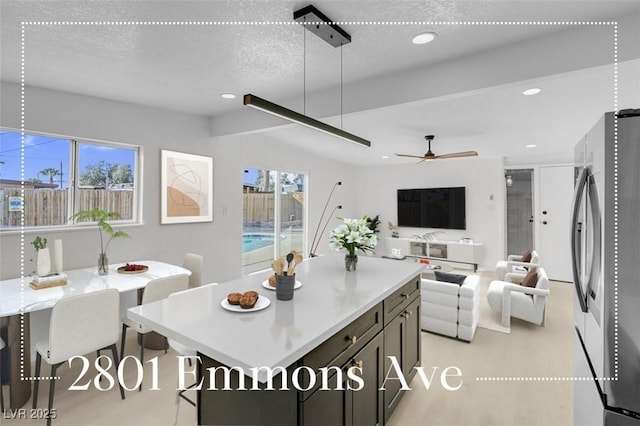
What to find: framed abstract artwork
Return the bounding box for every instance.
[161,150,213,224]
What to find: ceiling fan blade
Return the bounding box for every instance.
[434,151,478,159]
[395,153,427,159]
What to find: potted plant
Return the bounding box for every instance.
[31,236,51,277]
[366,215,381,234]
[70,208,130,275]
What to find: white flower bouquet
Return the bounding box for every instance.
[329,216,378,258]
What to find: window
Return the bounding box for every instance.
[242,168,306,274]
[0,129,141,230]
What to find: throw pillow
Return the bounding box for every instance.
[521,250,533,263]
[434,271,466,285]
[521,269,538,288]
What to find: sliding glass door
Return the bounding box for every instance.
[242,168,306,274]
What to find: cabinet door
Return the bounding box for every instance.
[303,370,347,426]
[304,332,384,426]
[404,297,421,375]
[383,296,421,423]
[383,313,404,422]
[350,332,384,426]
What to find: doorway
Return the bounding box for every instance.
[537,165,573,282]
[505,168,535,256]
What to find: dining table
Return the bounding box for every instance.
[0,260,191,409]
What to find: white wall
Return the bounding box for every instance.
[0,82,356,351]
[208,132,359,268]
[1,82,212,280]
[354,157,505,270]
[0,81,357,279]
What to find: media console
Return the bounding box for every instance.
[384,237,483,271]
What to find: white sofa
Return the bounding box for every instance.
[420,274,480,342]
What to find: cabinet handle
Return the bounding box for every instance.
[401,293,410,299]
[352,359,363,369]
[404,310,412,317]
[346,335,357,345]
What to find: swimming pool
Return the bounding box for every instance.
[242,233,275,252]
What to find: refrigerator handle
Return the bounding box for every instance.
[586,174,602,305]
[571,167,589,313]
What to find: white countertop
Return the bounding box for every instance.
[0,260,191,317]
[127,254,424,382]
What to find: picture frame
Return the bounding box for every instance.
[161,149,213,224]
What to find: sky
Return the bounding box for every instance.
[0,130,135,187]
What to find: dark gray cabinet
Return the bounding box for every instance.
[383,279,421,423]
[198,274,421,426]
[303,332,384,426]
[350,332,384,426]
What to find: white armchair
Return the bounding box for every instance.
[421,273,480,342]
[487,266,550,327]
[495,250,539,280]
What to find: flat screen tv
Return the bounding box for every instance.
[397,187,466,230]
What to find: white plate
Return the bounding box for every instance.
[221,295,271,313]
[261,279,302,290]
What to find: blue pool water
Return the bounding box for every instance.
[242,233,275,252]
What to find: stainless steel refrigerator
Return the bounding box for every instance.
[571,109,640,426]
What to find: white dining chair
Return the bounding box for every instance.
[121,273,189,391]
[167,284,217,425]
[32,289,124,426]
[0,336,5,412]
[183,253,203,289]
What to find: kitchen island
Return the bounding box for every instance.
[128,254,424,425]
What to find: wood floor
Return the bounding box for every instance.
[2,277,574,426]
[388,277,574,426]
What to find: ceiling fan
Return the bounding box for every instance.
[395,135,478,161]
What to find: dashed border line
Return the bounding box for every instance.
[19,20,619,383]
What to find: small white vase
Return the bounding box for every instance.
[53,239,63,274]
[37,247,51,277]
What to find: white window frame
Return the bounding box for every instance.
[242,167,309,272]
[0,128,143,233]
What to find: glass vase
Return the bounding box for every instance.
[345,254,358,272]
[98,253,109,275]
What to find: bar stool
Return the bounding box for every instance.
[167,284,218,425]
[121,274,189,391]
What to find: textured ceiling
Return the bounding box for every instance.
[1,1,640,165]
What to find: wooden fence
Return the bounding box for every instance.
[1,188,298,228]
[243,193,303,226]
[0,188,133,228]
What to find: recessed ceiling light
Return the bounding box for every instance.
[522,88,541,96]
[221,93,236,99]
[381,155,389,159]
[526,144,537,148]
[412,32,437,45]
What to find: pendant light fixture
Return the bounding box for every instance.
[243,5,370,148]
